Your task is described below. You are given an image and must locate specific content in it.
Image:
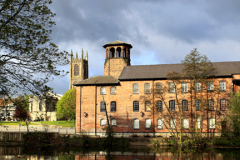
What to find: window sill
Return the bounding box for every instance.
[110,111,116,112]
[133,110,139,112]
[133,128,139,130]
[145,128,151,130]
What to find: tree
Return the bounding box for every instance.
[56,89,76,123]
[142,48,217,146]
[228,92,240,136]
[0,0,69,97]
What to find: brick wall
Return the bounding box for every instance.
[76,77,234,135]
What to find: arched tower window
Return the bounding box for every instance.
[110,48,115,58]
[117,47,121,57]
[74,64,79,76]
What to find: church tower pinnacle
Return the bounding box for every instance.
[69,48,88,89]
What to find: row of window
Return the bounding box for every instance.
[100,81,227,95]
[100,118,216,129]
[100,99,227,113]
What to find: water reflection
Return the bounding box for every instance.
[0,146,238,160]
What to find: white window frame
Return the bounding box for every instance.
[100,119,106,126]
[220,99,226,111]
[219,81,226,92]
[169,82,175,93]
[156,82,163,93]
[145,119,151,129]
[144,83,151,94]
[170,119,176,129]
[100,86,106,95]
[111,119,117,126]
[145,101,151,112]
[207,81,214,91]
[197,117,201,129]
[110,86,116,95]
[209,118,215,129]
[133,119,139,129]
[133,83,139,94]
[183,118,189,129]
[182,83,188,93]
[195,82,200,92]
[157,119,163,129]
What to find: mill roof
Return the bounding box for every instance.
[118,61,240,80]
[74,76,119,86]
[103,40,133,48]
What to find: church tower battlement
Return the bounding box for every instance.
[69,49,88,89]
[103,40,132,79]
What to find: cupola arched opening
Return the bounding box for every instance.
[117,47,121,57]
[110,48,115,58]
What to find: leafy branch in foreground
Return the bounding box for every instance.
[0,0,69,97]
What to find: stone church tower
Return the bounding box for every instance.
[69,49,88,89]
[103,40,132,79]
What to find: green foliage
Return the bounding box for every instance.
[229,92,240,136]
[0,0,69,97]
[56,89,76,120]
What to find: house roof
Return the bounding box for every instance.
[103,40,133,48]
[118,61,240,80]
[73,76,119,86]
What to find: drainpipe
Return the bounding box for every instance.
[152,80,155,137]
[95,85,97,136]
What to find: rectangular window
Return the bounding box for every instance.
[110,87,116,95]
[100,86,106,95]
[182,100,188,111]
[100,101,106,112]
[157,119,163,129]
[133,83,139,94]
[145,101,151,112]
[144,83,151,94]
[133,119,139,129]
[196,100,200,111]
[207,81,214,91]
[209,100,214,110]
[183,118,189,129]
[220,99,226,111]
[133,101,139,112]
[169,82,175,93]
[170,119,176,129]
[219,81,226,92]
[182,83,188,93]
[169,100,175,111]
[209,118,215,129]
[111,119,117,126]
[110,101,116,112]
[195,82,200,92]
[101,119,106,126]
[156,100,163,111]
[145,119,151,129]
[197,118,201,129]
[156,83,163,93]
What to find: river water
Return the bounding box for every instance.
[0,146,239,160]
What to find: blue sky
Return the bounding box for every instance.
[47,0,240,95]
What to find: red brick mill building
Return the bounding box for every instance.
[73,40,240,137]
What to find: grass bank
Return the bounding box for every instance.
[39,120,75,127]
[0,120,75,127]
